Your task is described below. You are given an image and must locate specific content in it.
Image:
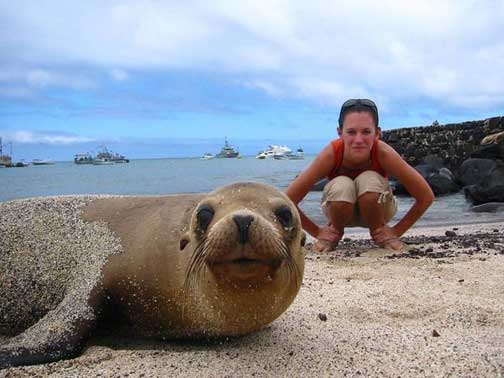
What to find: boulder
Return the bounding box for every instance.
[469,202,504,213]
[414,164,459,196]
[471,142,504,160]
[457,158,496,186]
[464,161,504,204]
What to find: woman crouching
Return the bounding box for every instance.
[286,99,434,252]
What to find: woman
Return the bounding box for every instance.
[286,99,434,252]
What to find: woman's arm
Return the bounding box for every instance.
[286,144,335,238]
[377,141,435,237]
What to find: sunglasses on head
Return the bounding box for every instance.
[339,98,379,127]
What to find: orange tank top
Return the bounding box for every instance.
[327,138,387,180]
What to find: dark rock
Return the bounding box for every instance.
[458,158,497,186]
[471,139,504,160]
[445,230,457,237]
[464,161,504,204]
[469,202,504,213]
[414,164,459,195]
[318,313,327,321]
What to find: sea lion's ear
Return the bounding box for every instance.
[179,233,190,251]
[300,232,306,247]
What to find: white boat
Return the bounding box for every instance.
[32,159,55,165]
[261,145,292,159]
[201,153,214,160]
[256,151,267,159]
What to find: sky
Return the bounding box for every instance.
[1,0,504,160]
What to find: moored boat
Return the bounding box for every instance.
[215,138,240,158]
[260,145,292,159]
[288,147,305,160]
[74,153,94,164]
[256,151,267,159]
[92,157,115,165]
[96,146,129,163]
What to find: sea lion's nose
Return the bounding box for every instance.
[233,215,254,244]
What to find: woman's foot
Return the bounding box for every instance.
[313,239,340,252]
[371,226,406,251]
[314,225,343,252]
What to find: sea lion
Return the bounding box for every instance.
[0,182,305,368]
[480,130,504,145]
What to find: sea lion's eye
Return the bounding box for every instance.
[197,204,214,231]
[275,206,293,228]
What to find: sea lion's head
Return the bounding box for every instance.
[180,182,305,335]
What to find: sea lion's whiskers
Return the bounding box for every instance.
[183,238,207,294]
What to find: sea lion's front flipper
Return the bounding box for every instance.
[0,285,103,369]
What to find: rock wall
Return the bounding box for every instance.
[381,116,504,174]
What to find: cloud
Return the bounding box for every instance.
[0,0,503,118]
[0,86,34,99]
[110,68,129,81]
[2,130,95,145]
[0,67,96,90]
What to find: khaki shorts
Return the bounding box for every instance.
[321,170,397,228]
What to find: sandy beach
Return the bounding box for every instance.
[1,211,503,377]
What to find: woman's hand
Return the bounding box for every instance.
[313,224,342,252]
[371,225,405,250]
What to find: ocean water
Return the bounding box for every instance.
[1,157,503,231]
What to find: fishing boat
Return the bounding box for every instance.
[201,153,214,160]
[215,138,240,158]
[96,146,129,163]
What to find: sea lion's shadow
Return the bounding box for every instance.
[87,325,276,353]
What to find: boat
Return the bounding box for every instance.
[96,146,129,163]
[92,157,115,165]
[32,159,55,165]
[74,146,129,165]
[201,153,214,160]
[259,145,292,159]
[256,151,267,159]
[215,137,240,158]
[11,160,30,167]
[273,152,289,160]
[74,153,94,164]
[288,147,305,160]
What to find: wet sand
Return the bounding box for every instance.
[1,197,503,377]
